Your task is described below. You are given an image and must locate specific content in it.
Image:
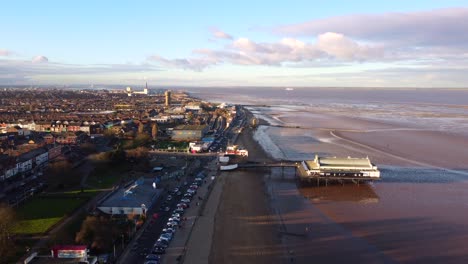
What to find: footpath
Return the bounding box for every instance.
[162,159,223,264]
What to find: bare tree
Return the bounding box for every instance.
[151,122,158,140]
[138,121,144,134]
[0,204,15,258]
[75,216,115,251]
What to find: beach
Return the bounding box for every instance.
[208,109,468,263]
[191,87,468,263]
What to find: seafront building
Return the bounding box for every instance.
[300,155,380,179]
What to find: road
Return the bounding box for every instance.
[117,158,214,264]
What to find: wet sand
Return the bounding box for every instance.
[255,107,468,263]
[210,104,468,263]
[209,126,283,264]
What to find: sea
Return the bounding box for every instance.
[191,87,468,263]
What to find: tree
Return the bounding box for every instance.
[151,122,158,140]
[138,122,144,134]
[75,216,115,252]
[126,147,149,161]
[45,160,81,189]
[0,204,15,258]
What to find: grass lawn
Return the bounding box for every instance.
[13,196,87,234]
[155,140,188,150]
[87,162,131,189]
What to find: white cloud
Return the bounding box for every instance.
[149,33,384,70]
[276,7,468,47]
[32,55,49,63]
[211,28,233,40]
[0,58,159,84]
[316,32,384,60]
[0,49,14,57]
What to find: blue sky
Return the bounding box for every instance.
[1,0,468,87]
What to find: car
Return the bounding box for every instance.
[167,217,180,224]
[145,254,161,261]
[180,198,191,203]
[177,203,188,209]
[160,233,173,241]
[187,189,196,194]
[194,177,203,181]
[152,246,166,255]
[154,240,169,248]
[168,217,180,223]
[162,227,176,234]
[176,191,182,196]
[166,195,172,201]
[157,235,170,243]
[171,213,181,218]
[174,208,184,214]
[190,185,199,189]
[166,221,179,228]
[160,206,170,212]
[144,261,159,264]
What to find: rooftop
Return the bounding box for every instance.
[99,178,160,209]
[173,124,208,131]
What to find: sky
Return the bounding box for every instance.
[1,0,468,87]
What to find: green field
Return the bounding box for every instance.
[87,162,131,189]
[13,196,87,234]
[154,140,188,150]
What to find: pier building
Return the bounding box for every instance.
[300,155,380,181]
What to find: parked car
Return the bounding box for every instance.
[177,203,188,209]
[180,198,191,203]
[152,246,166,255]
[174,208,184,215]
[160,233,173,241]
[168,217,180,222]
[145,254,161,261]
[166,195,172,201]
[171,213,181,218]
[154,240,169,248]
[166,221,179,228]
[162,227,176,234]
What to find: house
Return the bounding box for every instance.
[56,134,77,144]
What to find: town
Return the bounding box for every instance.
[0,86,248,263]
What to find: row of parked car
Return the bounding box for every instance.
[143,176,205,264]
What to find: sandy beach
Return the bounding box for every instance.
[206,102,468,264]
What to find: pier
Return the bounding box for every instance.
[228,155,381,185]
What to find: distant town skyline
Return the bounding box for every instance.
[1,0,468,87]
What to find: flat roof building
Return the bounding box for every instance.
[300,154,380,179]
[172,124,209,141]
[98,178,160,215]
